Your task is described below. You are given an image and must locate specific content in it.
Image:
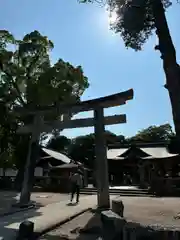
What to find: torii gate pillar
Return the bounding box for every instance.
[94,106,110,209]
[15,88,133,208]
[19,115,42,205]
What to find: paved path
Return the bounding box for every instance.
[40,210,101,240]
[0,195,98,239]
[0,191,71,216]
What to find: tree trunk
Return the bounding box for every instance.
[19,139,39,205]
[152,0,180,138]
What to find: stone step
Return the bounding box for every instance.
[81,191,153,197]
[82,187,149,193]
[81,188,151,196]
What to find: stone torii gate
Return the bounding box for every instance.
[16,89,133,209]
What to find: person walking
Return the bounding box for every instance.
[70,169,83,203]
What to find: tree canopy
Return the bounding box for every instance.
[0,30,89,112]
[46,135,71,154]
[79,0,172,50]
[78,0,180,139]
[108,0,172,51]
[0,30,89,170]
[68,131,124,168]
[129,123,175,142]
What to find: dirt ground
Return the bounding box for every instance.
[40,210,101,240]
[40,196,180,239]
[120,196,180,229]
[0,191,71,215]
[1,192,180,238]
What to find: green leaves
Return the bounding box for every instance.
[68,131,123,168]
[130,123,175,142]
[0,29,89,168]
[0,30,15,50]
[108,0,173,50]
[46,135,71,153]
[19,31,54,61]
[0,29,89,110]
[79,0,173,50]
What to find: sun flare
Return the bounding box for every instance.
[108,10,118,25]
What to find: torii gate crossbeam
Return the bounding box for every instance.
[15,89,134,209]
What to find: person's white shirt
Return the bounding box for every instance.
[71,173,83,187]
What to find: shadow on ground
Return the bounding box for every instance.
[0,207,44,238]
[0,191,20,215]
[0,191,44,238]
[66,203,78,207]
[0,190,44,216]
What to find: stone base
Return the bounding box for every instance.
[111,199,124,217]
[101,209,180,240]
[101,210,126,240]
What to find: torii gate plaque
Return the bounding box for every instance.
[16,88,133,209]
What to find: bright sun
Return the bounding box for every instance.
[108,10,118,25]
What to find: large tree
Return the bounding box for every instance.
[129,123,175,142]
[79,0,180,140]
[0,30,89,113]
[69,131,121,169]
[0,30,89,203]
[69,134,95,169]
[46,135,71,153]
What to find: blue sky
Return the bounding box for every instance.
[1,0,180,138]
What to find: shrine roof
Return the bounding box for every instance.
[141,147,178,158]
[50,162,90,171]
[107,145,178,160]
[51,162,80,169]
[41,148,72,163]
[107,148,128,159]
[108,141,167,149]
